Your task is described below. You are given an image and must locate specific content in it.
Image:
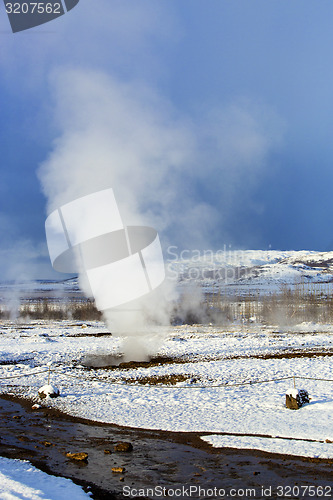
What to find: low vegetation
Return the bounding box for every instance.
[0,298,102,321]
[1,281,333,327]
[204,281,333,326]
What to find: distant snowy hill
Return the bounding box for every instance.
[1,251,333,300]
[168,250,333,293]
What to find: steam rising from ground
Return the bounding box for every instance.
[38,67,283,360]
[0,215,53,319]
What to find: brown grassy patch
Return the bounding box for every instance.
[117,356,182,370]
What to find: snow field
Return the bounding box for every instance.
[1,321,333,458]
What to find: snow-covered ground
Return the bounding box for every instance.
[0,456,91,499]
[2,249,333,468]
[1,320,333,458]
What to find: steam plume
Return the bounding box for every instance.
[38,67,283,359]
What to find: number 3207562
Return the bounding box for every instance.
[5,3,62,14]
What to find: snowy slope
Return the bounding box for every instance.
[0,456,91,499]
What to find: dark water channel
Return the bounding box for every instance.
[0,395,333,499]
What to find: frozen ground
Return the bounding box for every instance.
[1,320,333,458]
[0,456,91,499]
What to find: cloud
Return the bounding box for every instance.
[0,0,179,91]
[39,67,284,251]
[0,0,180,283]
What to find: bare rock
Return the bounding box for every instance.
[112,467,125,473]
[66,452,88,462]
[18,436,29,442]
[298,389,310,405]
[114,442,133,452]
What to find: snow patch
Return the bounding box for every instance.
[0,456,91,499]
[201,434,333,459]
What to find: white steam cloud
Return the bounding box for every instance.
[0,213,52,319]
[38,67,283,360]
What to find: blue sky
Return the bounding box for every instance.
[1,0,333,279]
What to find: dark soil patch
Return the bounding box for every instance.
[81,350,333,372]
[204,350,333,362]
[66,332,113,338]
[118,356,182,370]
[247,350,333,360]
[81,355,183,370]
[0,357,34,365]
[125,374,191,385]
